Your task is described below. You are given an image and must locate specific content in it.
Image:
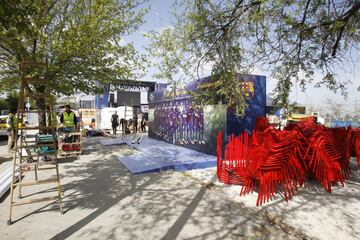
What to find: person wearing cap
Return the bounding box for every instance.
[59,104,77,132]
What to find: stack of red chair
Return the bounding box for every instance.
[306,128,346,192]
[351,127,360,167]
[217,118,357,205]
[217,131,249,185]
[216,118,272,185]
[241,128,307,205]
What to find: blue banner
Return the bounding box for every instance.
[226,74,266,136]
[330,120,360,128]
[95,84,110,109]
[148,73,266,155]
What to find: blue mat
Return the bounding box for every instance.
[107,136,216,174]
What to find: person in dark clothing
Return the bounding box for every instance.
[120,118,127,139]
[141,114,146,133]
[111,113,119,134]
[313,112,318,124]
[133,112,138,133]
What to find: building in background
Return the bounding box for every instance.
[79,95,96,109]
[96,80,155,111]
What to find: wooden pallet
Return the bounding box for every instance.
[58,131,82,157]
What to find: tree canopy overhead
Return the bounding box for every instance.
[149,0,360,115]
[0,0,148,96]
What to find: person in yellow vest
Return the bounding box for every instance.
[46,105,58,134]
[7,108,17,151]
[59,104,77,132]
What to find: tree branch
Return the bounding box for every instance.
[332,25,345,57]
[297,0,312,65]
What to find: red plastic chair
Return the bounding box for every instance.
[307,129,345,192]
[217,132,249,184]
[351,128,360,167]
[217,119,356,206]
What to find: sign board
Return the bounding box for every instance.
[330,120,360,128]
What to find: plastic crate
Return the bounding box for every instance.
[62,144,81,151]
[36,134,56,143]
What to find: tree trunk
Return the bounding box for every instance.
[36,94,46,134]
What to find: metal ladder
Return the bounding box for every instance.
[7,60,63,225]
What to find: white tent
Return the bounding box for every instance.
[25,112,39,126]
[116,106,133,121]
[100,107,117,130]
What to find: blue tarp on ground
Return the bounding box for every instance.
[100,135,216,174]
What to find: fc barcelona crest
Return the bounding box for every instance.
[241,81,255,99]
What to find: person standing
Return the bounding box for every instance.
[313,112,318,124]
[131,111,138,144]
[120,118,127,139]
[7,108,17,151]
[133,111,138,133]
[46,105,58,134]
[59,104,77,132]
[137,112,142,133]
[111,112,119,135]
[141,113,146,133]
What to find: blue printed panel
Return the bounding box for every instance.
[227,74,266,136]
[95,84,110,109]
[330,121,360,128]
[148,73,266,154]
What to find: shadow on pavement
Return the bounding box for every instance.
[49,137,295,240]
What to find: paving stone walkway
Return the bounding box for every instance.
[0,136,305,240]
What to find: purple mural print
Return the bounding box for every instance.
[152,98,205,145]
[148,74,266,155]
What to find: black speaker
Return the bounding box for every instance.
[109,93,114,103]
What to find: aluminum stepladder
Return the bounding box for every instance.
[7,60,63,225]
